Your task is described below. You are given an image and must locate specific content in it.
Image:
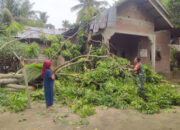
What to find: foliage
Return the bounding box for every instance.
[77,30,87,45]
[53,57,180,117]
[0,89,27,112]
[21,19,44,28]
[0,13,2,24]
[30,89,44,101]
[0,56,180,116]
[0,37,28,58]
[167,0,180,27]
[71,0,108,22]
[45,24,55,29]
[25,63,43,82]
[61,41,81,60]
[6,91,27,112]
[144,65,163,84]
[170,48,179,68]
[4,21,24,36]
[160,0,180,27]
[42,43,61,59]
[0,36,40,59]
[0,0,33,22]
[0,88,44,112]
[0,0,53,28]
[1,8,13,25]
[62,20,72,30]
[41,35,81,60]
[25,42,40,58]
[39,12,49,24]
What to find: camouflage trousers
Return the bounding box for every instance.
[138,75,146,100]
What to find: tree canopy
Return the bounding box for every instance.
[160,0,180,27]
[0,0,54,28]
[71,0,108,22]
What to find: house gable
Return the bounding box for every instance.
[112,1,155,35]
[115,0,173,30]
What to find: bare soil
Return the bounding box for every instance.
[0,102,180,130]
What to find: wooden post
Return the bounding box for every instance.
[20,56,31,109]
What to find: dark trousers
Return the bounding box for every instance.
[138,75,146,100]
[44,86,53,107]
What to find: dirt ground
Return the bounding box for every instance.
[0,102,180,130]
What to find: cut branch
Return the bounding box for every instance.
[56,73,81,79]
[54,55,108,73]
[56,60,91,73]
[53,29,79,59]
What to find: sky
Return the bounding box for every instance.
[30,0,114,29]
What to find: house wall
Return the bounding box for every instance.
[112,1,154,35]
[155,30,171,73]
[138,37,152,65]
[106,1,171,73]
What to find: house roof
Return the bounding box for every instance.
[16,26,64,39]
[90,0,174,33]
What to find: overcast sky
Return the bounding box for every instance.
[30,0,114,29]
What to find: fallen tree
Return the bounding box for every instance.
[6,84,33,90]
[0,78,23,84]
[0,74,23,79]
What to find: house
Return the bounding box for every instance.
[16,26,64,43]
[89,0,175,73]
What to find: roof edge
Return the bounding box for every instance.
[149,0,174,28]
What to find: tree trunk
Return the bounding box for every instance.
[6,84,33,90]
[0,78,22,84]
[0,74,23,79]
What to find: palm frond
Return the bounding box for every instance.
[25,63,43,82]
[94,0,109,7]
[71,4,84,12]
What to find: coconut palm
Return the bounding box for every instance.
[39,12,49,24]
[71,0,108,22]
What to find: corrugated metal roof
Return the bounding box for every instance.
[16,26,64,39]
